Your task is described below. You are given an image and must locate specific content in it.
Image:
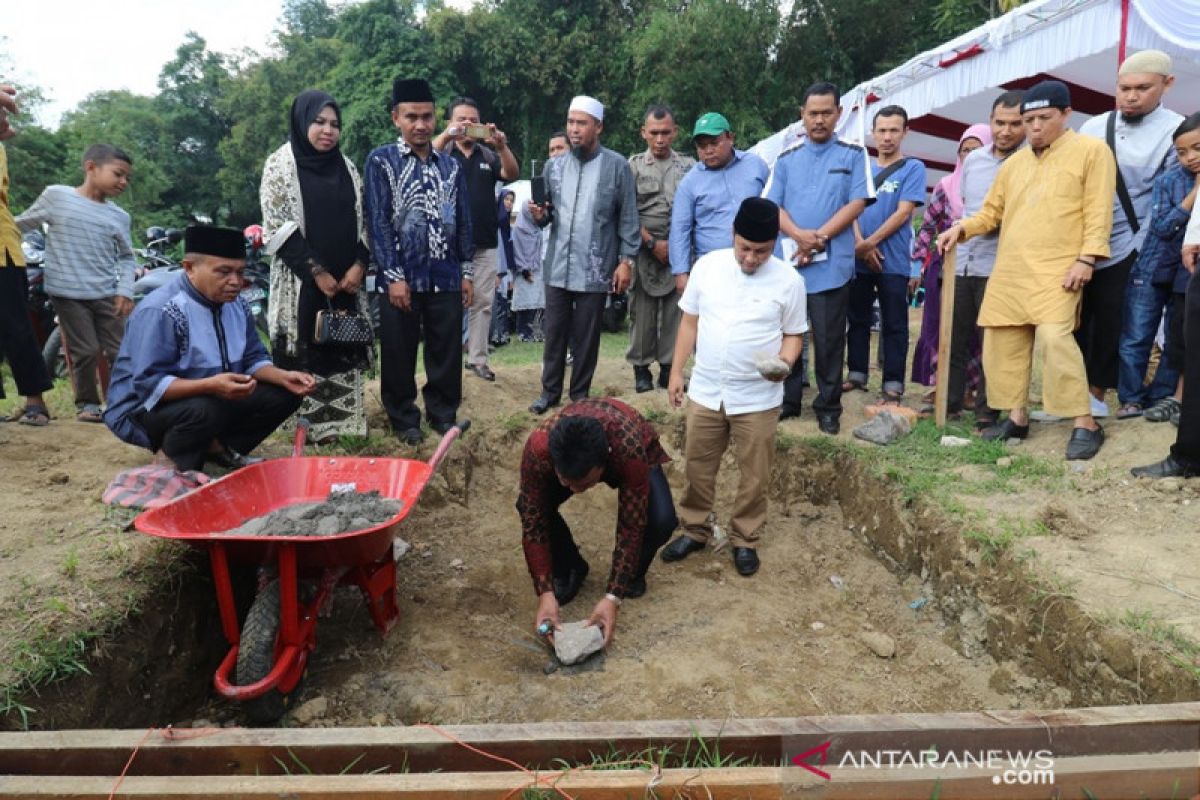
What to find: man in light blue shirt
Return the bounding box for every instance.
[766,82,873,433]
[846,105,926,403]
[668,112,769,291]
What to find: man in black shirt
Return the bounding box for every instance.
[434,97,519,382]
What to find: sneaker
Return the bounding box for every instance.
[1029,410,1063,423]
[1145,397,1181,423]
[1089,395,1110,418]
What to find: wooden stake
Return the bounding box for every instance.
[935,246,957,427]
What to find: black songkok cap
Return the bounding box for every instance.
[184,225,244,259]
[1020,80,1071,114]
[392,78,434,108]
[733,197,780,243]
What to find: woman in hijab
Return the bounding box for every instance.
[490,190,517,346]
[259,90,371,443]
[910,123,993,406]
[510,192,546,342]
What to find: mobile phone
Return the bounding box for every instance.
[465,123,490,140]
[531,176,548,205]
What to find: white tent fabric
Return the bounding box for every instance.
[752,0,1200,192]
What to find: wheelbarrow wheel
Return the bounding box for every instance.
[236,579,304,724]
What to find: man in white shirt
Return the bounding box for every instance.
[1079,49,1182,418]
[661,197,807,576]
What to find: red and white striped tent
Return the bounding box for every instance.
[753,0,1200,192]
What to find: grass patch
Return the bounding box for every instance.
[1117,609,1200,679]
[962,515,1051,563]
[520,733,759,799]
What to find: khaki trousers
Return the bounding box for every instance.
[466,247,498,367]
[678,402,778,548]
[625,286,681,368]
[52,295,125,408]
[982,320,1091,418]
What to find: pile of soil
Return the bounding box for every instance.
[222,491,403,537]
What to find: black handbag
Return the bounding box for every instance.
[313,299,373,345]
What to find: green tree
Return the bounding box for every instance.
[625,0,783,151]
[326,0,441,166]
[156,33,234,223]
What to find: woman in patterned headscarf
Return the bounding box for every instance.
[260,89,372,443]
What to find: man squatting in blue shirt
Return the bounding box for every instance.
[104,225,316,471]
[767,81,874,434]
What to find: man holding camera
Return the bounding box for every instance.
[527,95,639,414]
[433,97,518,383]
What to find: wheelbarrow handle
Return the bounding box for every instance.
[427,419,470,473]
[293,417,310,458]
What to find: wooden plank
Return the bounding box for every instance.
[1,753,1196,799]
[935,245,957,427]
[2,703,1198,777]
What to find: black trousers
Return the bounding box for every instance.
[1171,274,1200,466]
[541,286,606,402]
[378,290,463,431]
[1166,289,1187,374]
[948,275,991,415]
[140,383,301,472]
[783,283,850,418]
[0,262,53,400]
[1075,251,1135,390]
[545,465,677,587]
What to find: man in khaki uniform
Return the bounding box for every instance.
[627,105,694,392]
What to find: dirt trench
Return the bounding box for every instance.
[12,421,1198,731]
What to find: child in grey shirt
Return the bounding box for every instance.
[17,143,136,421]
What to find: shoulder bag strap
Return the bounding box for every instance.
[1106,111,1140,234]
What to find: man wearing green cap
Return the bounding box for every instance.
[668,112,769,295]
[627,105,694,393]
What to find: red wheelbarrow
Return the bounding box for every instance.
[134,420,468,722]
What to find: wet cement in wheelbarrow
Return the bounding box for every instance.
[222,491,403,537]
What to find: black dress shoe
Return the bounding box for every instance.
[529,394,560,415]
[1131,454,1200,479]
[657,366,671,389]
[466,363,496,382]
[625,577,647,599]
[633,366,653,393]
[733,547,760,576]
[816,414,840,435]
[552,561,589,605]
[1065,425,1104,460]
[207,447,264,470]
[660,535,706,562]
[980,418,1029,442]
[397,427,425,445]
[779,406,801,421]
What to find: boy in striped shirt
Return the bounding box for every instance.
[16,143,136,422]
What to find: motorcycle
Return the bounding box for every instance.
[242,224,270,339]
[22,230,54,348]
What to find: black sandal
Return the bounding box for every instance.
[15,404,50,427]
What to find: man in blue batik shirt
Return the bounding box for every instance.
[104,225,315,471]
[846,105,926,404]
[365,77,474,446]
[766,81,874,433]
